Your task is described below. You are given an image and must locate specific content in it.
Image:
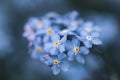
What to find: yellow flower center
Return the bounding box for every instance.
[37,21,43,27]
[74,47,80,53]
[71,21,78,27]
[37,46,42,52]
[54,59,60,65]
[54,41,59,47]
[47,29,53,35]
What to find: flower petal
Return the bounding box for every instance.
[92,39,102,45]
[50,47,58,55]
[65,40,73,50]
[51,33,60,42]
[91,32,100,38]
[43,35,49,42]
[71,37,80,46]
[59,44,65,53]
[75,54,85,64]
[52,65,60,75]
[58,53,66,61]
[67,51,75,61]
[80,46,89,55]
[84,41,92,48]
[60,61,69,71]
[60,35,67,44]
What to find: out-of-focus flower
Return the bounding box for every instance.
[78,22,102,48]
[65,38,89,64]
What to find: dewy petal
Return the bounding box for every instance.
[52,65,60,75]
[75,54,85,64]
[67,51,75,61]
[59,44,65,53]
[80,46,89,55]
[92,39,102,45]
[51,33,60,42]
[58,53,66,61]
[71,37,80,46]
[60,61,69,71]
[84,41,92,48]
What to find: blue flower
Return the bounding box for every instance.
[31,42,45,59]
[63,11,83,31]
[65,38,89,64]
[78,22,102,48]
[43,53,69,75]
[42,25,60,42]
[44,33,67,55]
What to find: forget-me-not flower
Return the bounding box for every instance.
[65,37,89,64]
[43,53,69,75]
[78,22,102,48]
[44,33,67,55]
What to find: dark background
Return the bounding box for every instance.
[0,0,120,80]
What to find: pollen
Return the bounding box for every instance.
[54,59,60,65]
[37,46,42,52]
[47,29,53,35]
[37,21,43,27]
[74,47,80,53]
[86,36,93,41]
[54,41,59,47]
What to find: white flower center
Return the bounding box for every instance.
[86,36,93,41]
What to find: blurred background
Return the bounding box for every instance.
[0,0,120,80]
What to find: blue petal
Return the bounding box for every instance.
[84,41,92,48]
[67,51,75,61]
[60,61,69,71]
[43,35,50,42]
[59,44,65,53]
[80,46,89,55]
[71,37,80,46]
[80,30,88,36]
[50,47,58,55]
[65,40,73,50]
[58,53,66,61]
[92,39,102,45]
[45,57,53,65]
[91,32,100,38]
[75,54,85,64]
[52,65,60,75]
[51,33,60,42]
[60,35,67,44]
[44,42,53,51]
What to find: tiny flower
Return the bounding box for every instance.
[31,42,45,59]
[42,26,60,42]
[44,33,67,55]
[44,53,69,75]
[78,22,102,48]
[65,38,89,64]
[23,24,35,41]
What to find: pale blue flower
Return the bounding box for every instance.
[65,38,89,64]
[43,53,69,75]
[44,33,67,55]
[78,22,102,48]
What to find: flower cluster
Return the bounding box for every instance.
[23,11,102,75]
